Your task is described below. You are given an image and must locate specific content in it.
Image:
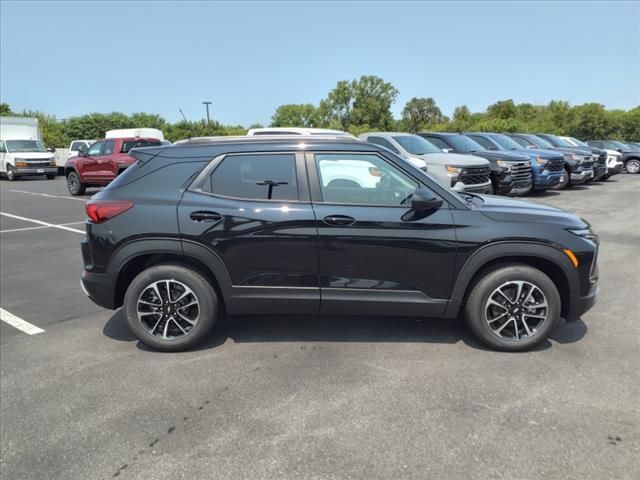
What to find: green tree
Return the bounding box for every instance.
[401,97,447,132]
[270,103,317,127]
[487,99,517,120]
[0,103,13,115]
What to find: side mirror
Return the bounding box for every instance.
[616,148,623,153]
[411,187,443,212]
[441,148,453,153]
[78,149,87,157]
[48,147,56,153]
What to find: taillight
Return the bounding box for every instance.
[85,200,133,223]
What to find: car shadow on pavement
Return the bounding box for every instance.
[103,310,588,352]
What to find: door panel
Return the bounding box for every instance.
[81,141,104,180]
[308,151,458,316]
[177,152,319,314]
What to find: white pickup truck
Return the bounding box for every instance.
[0,116,57,181]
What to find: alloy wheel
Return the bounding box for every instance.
[484,280,548,341]
[626,160,640,174]
[136,279,200,340]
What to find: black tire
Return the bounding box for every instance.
[46,173,56,180]
[601,174,609,181]
[464,263,561,352]
[123,264,218,352]
[66,171,86,196]
[551,168,570,190]
[625,159,640,174]
[6,166,16,181]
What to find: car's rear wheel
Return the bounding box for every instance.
[625,159,640,174]
[464,264,561,351]
[123,264,218,352]
[66,171,86,195]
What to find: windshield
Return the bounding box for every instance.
[5,140,48,153]
[610,141,628,149]
[522,135,553,149]
[569,137,589,147]
[448,134,485,153]
[542,135,573,148]
[393,135,441,155]
[489,134,523,150]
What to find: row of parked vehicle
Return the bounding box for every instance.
[248,127,639,197]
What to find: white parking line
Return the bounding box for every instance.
[0,212,85,234]
[8,189,87,202]
[0,308,45,335]
[0,221,85,234]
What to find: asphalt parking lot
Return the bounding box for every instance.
[1,175,639,480]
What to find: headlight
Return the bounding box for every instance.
[535,156,547,165]
[445,165,460,173]
[568,228,598,241]
[571,153,579,160]
[496,160,511,170]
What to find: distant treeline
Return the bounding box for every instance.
[2,75,637,147]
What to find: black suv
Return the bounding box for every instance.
[417,132,533,195]
[536,134,607,182]
[80,136,598,352]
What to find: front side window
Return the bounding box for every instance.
[103,140,116,155]
[367,136,400,153]
[206,154,298,201]
[315,153,419,206]
[87,142,103,156]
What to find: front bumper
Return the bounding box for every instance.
[13,166,58,176]
[567,285,598,322]
[463,180,493,194]
[607,164,623,175]
[533,172,563,190]
[570,169,593,184]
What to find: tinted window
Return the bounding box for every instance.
[521,135,553,149]
[541,135,572,148]
[207,154,298,201]
[315,153,419,206]
[103,140,116,155]
[87,142,103,156]
[0,141,6,153]
[421,136,449,150]
[367,136,400,153]
[121,139,162,153]
[467,135,496,150]
[436,135,482,153]
[70,141,88,151]
[489,134,523,150]
[510,136,532,148]
[393,135,440,154]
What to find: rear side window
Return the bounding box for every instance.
[205,154,299,201]
[70,141,87,151]
[121,140,162,153]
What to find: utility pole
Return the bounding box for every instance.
[202,101,212,131]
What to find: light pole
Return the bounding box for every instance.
[202,101,212,131]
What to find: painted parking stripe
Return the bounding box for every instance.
[0,212,85,234]
[0,308,45,335]
[0,221,85,234]
[8,189,87,202]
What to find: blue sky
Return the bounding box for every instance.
[1,1,639,126]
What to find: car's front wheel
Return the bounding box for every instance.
[123,264,218,351]
[464,264,561,351]
[66,171,86,195]
[6,166,16,181]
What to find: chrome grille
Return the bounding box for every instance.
[459,165,491,185]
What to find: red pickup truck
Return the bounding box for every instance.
[65,137,161,195]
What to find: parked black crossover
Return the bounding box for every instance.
[80,136,598,352]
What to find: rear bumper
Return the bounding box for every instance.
[81,270,117,309]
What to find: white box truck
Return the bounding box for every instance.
[105,128,164,141]
[0,116,57,181]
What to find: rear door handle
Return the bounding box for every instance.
[323,215,356,226]
[190,211,222,222]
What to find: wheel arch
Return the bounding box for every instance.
[109,239,233,309]
[444,242,579,319]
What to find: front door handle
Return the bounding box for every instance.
[190,211,222,222]
[323,215,356,226]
